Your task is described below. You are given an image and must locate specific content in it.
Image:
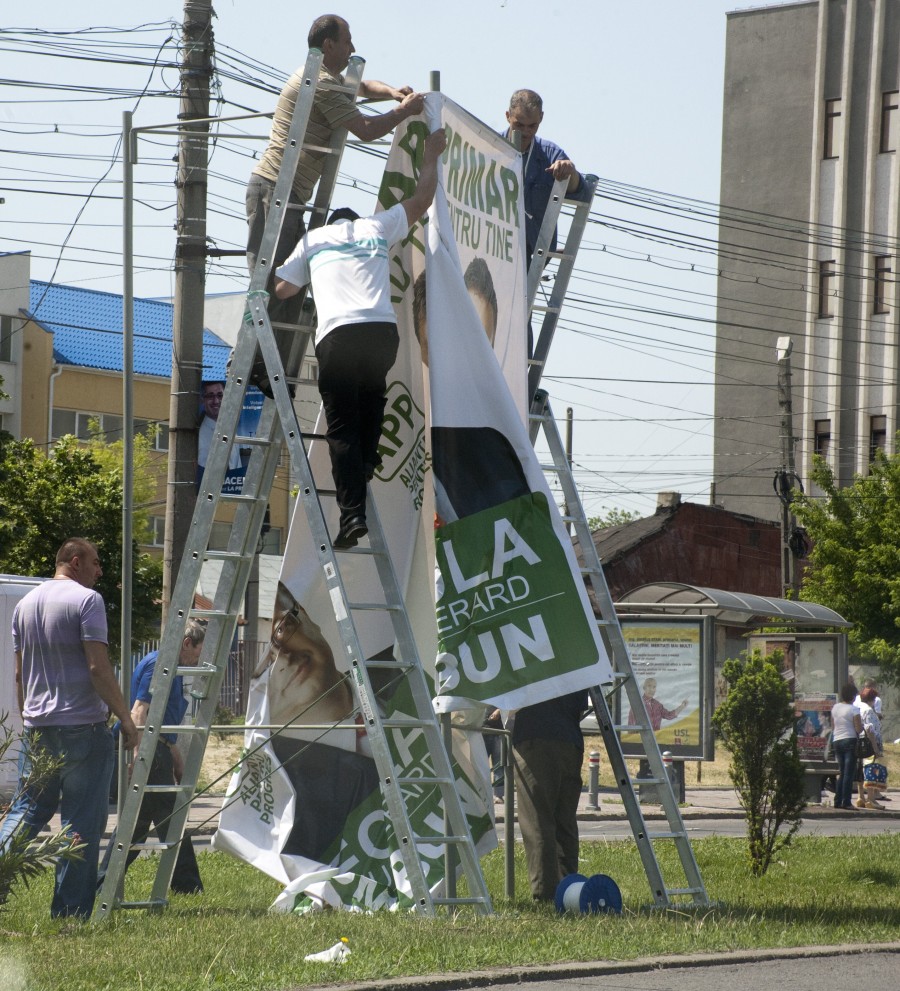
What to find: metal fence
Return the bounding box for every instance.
[130,638,269,720]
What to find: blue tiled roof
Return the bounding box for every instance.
[26,281,230,380]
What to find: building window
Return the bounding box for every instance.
[150,516,165,547]
[0,315,13,363]
[881,91,899,153]
[823,98,842,159]
[870,415,888,461]
[814,419,832,460]
[818,260,836,317]
[51,409,168,449]
[874,255,892,314]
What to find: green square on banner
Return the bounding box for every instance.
[435,492,599,700]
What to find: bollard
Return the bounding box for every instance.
[587,751,601,809]
[662,750,686,802]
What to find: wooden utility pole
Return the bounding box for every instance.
[163,0,214,615]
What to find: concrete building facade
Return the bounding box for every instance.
[714,0,900,520]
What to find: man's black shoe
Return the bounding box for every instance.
[334,516,367,549]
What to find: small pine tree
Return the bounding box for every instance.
[711,649,806,876]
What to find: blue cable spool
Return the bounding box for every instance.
[555,872,622,914]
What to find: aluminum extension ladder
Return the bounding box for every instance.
[529,389,708,908]
[96,46,491,919]
[525,173,598,399]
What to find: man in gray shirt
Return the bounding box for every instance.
[0,538,137,918]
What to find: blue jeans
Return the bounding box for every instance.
[834,737,858,808]
[0,723,114,917]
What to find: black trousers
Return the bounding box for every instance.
[315,322,399,524]
[101,743,203,895]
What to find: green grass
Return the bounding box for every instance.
[2,835,899,991]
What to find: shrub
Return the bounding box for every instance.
[711,649,806,876]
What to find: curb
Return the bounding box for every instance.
[312,941,900,991]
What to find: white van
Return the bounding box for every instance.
[0,575,44,799]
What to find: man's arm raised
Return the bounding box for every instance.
[345,91,425,143]
[403,128,448,227]
[358,79,413,102]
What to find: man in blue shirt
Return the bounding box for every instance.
[104,620,207,894]
[503,88,590,265]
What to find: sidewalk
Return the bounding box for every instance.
[100,783,898,840]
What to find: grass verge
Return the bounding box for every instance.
[2,833,899,991]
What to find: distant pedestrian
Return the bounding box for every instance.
[830,682,863,811]
[0,538,137,918]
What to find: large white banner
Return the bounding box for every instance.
[419,102,613,709]
[214,93,609,913]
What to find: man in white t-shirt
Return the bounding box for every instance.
[275,126,446,548]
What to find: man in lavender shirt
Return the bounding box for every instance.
[1,538,137,918]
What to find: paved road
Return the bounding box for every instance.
[405,947,900,991]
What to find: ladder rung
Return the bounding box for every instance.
[203,549,252,562]
[115,899,168,910]
[175,662,217,676]
[347,601,401,612]
[665,887,707,897]
[635,776,665,787]
[140,784,193,794]
[233,435,270,446]
[190,609,236,620]
[270,320,313,332]
[219,492,265,505]
[396,775,453,786]
[613,722,649,732]
[364,658,413,669]
[432,897,492,906]
[547,250,572,260]
[414,834,468,845]
[129,841,177,852]
[300,142,340,156]
[381,717,432,730]
[532,304,561,314]
[646,831,687,841]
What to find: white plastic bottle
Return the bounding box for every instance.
[304,938,351,963]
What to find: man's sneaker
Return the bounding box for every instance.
[334,515,367,549]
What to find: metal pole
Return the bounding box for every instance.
[564,407,574,535]
[776,337,798,596]
[162,0,214,618]
[503,733,515,899]
[119,109,135,818]
[441,711,457,904]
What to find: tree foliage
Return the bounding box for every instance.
[588,507,641,530]
[711,649,806,877]
[792,452,900,683]
[0,434,162,657]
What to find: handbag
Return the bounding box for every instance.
[856,733,875,760]
[863,762,888,785]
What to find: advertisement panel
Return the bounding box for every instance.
[618,616,713,759]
